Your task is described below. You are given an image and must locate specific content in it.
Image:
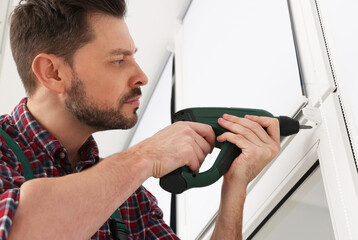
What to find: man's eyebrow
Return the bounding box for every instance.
[108,48,138,56]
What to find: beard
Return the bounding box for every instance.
[65,72,141,131]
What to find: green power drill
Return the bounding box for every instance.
[159,107,312,194]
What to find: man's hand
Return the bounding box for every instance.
[132,121,216,178]
[211,114,280,240]
[217,114,281,186]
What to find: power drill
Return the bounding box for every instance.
[159,107,312,194]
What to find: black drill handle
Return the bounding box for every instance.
[160,168,187,194]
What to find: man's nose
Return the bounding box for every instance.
[129,62,148,88]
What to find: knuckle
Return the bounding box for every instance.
[186,135,196,145]
[273,144,281,155]
[222,132,230,138]
[182,144,193,156]
[204,124,212,131]
[176,123,192,135]
[203,124,214,137]
[219,132,229,141]
[174,121,188,129]
[204,143,212,154]
[272,118,280,127]
[182,127,192,136]
[235,134,245,142]
[172,121,182,127]
[266,144,280,159]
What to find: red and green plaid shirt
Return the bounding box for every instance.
[0,98,177,239]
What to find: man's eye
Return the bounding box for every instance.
[113,60,125,65]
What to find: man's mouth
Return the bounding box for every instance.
[125,95,141,107]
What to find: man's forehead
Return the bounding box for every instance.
[88,13,135,54]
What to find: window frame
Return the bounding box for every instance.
[244,0,358,238]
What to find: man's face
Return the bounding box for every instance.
[65,14,148,131]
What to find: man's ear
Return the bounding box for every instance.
[31,53,68,94]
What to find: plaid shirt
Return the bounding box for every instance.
[0,98,178,240]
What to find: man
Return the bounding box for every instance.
[0,0,280,239]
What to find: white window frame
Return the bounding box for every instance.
[176,0,358,239]
[243,1,358,239]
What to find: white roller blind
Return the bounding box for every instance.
[180,0,303,116]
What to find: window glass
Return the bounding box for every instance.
[251,166,335,240]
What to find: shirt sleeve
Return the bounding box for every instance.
[0,140,25,240]
[120,186,179,240]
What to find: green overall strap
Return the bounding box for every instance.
[0,128,128,239]
[0,128,34,180]
[110,209,129,238]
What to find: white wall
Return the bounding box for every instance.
[0,0,11,70]
[0,0,25,114]
[0,31,25,114]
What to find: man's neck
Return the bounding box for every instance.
[27,93,93,168]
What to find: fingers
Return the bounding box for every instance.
[173,122,215,172]
[216,114,281,186]
[179,143,201,173]
[244,115,280,143]
[217,115,264,145]
[216,131,254,152]
[218,114,280,144]
[185,121,216,151]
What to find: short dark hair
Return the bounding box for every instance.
[10,0,127,96]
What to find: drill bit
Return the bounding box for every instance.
[299,125,313,129]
